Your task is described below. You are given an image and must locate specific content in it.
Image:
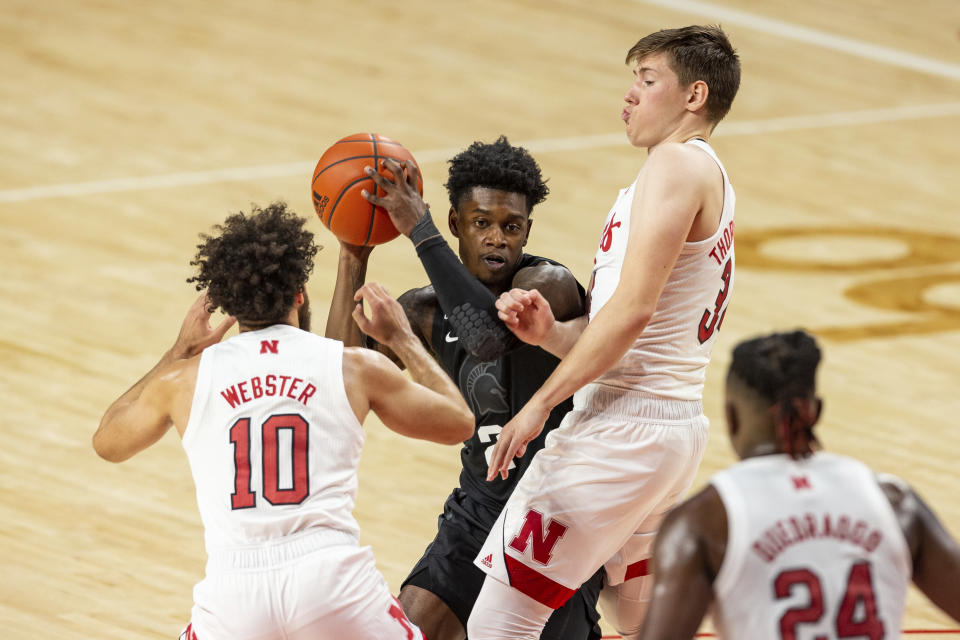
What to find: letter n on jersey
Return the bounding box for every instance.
[508,509,568,565]
[260,340,279,354]
[504,509,575,609]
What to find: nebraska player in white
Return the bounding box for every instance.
[469,26,741,640]
[94,203,473,640]
[640,330,960,639]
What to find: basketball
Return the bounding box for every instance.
[311,133,423,246]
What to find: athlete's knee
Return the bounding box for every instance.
[467,577,552,640]
[598,574,654,640]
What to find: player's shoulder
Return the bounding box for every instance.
[645,141,718,181]
[398,285,439,315]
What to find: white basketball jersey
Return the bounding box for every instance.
[182,325,364,552]
[711,452,911,640]
[588,138,735,400]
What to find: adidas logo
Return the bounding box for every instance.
[481,554,493,568]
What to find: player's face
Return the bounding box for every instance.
[622,53,691,148]
[450,187,531,292]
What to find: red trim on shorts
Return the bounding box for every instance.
[504,554,576,609]
[624,558,650,581]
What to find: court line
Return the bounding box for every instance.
[636,0,960,82]
[2,102,960,203]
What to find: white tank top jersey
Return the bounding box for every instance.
[710,452,912,640]
[181,324,364,553]
[588,138,735,400]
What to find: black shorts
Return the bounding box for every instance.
[401,488,603,639]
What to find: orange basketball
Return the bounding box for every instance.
[311,133,422,246]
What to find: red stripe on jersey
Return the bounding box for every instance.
[624,558,650,581]
[504,554,576,609]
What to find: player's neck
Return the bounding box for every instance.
[739,440,783,461]
[647,122,712,153]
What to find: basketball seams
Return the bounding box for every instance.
[365,133,379,246]
[311,133,420,246]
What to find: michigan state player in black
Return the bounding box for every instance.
[326,137,603,640]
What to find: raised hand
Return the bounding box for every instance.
[172,293,236,359]
[361,158,427,236]
[495,288,555,346]
[352,282,415,348]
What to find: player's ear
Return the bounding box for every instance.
[448,206,461,238]
[294,290,305,306]
[725,400,739,439]
[810,397,823,428]
[688,79,709,113]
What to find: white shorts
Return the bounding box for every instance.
[182,528,424,640]
[474,383,708,608]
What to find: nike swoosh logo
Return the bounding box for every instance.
[445,332,458,343]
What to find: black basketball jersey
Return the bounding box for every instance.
[429,254,585,523]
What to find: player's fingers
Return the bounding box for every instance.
[402,160,421,187]
[213,315,237,339]
[527,288,548,307]
[364,164,393,188]
[381,158,404,183]
[360,188,384,206]
[351,302,370,331]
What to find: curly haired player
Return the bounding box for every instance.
[326,137,603,640]
[640,330,960,639]
[94,202,473,639]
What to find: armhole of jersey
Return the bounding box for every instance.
[181,348,213,447]
[681,139,731,253]
[331,340,365,435]
[710,473,745,597]
[871,469,914,579]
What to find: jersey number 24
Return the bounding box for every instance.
[775,561,884,640]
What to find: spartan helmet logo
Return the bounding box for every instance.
[461,361,509,415]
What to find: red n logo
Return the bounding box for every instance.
[509,509,568,565]
[259,340,279,354]
[791,475,811,490]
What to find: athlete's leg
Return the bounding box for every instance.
[600,416,709,640]
[466,576,554,640]
[399,585,465,640]
[540,568,604,640]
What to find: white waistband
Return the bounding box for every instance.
[205,527,358,572]
[573,382,703,420]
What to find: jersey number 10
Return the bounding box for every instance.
[230,413,310,509]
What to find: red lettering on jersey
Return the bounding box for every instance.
[286,377,303,399]
[260,340,279,354]
[237,381,251,403]
[250,376,263,399]
[508,509,568,565]
[791,475,811,490]
[599,214,621,252]
[220,386,241,408]
[297,383,317,406]
[265,374,277,395]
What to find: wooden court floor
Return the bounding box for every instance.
[1,0,958,637]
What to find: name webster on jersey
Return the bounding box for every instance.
[219,374,318,409]
[751,512,884,563]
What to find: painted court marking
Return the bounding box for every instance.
[637,0,960,82]
[1,102,959,203]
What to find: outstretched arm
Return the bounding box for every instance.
[488,144,709,479]
[882,478,960,620]
[94,293,236,462]
[325,241,373,347]
[345,282,473,443]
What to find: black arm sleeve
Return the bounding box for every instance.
[409,210,520,361]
